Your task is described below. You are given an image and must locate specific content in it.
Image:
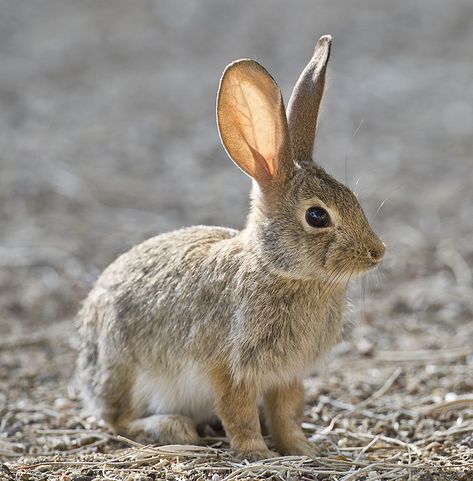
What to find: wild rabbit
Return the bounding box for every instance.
[77,35,385,460]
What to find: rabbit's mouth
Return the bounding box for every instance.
[356,256,383,275]
[326,242,384,281]
[365,259,382,271]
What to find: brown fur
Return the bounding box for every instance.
[76,35,385,460]
[264,381,313,456]
[209,365,275,459]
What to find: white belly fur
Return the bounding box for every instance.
[131,364,215,424]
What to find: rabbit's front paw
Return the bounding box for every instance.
[277,437,319,458]
[234,447,278,462]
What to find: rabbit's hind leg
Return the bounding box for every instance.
[123,414,200,445]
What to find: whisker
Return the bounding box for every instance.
[343,119,364,192]
[352,118,364,138]
[319,271,340,300]
[342,265,356,299]
[324,270,345,298]
[328,261,355,304]
[374,185,405,219]
[318,265,343,299]
[376,265,387,282]
[371,268,382,289]
[375,197,388,216]
[320,261,353,300]
[353,175,363,196]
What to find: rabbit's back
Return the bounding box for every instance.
[79,224,240,349]
[83,225,237,318]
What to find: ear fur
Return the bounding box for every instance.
[286,35,332,163]
[217,59,293,186]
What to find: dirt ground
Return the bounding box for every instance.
[1,1,472,480]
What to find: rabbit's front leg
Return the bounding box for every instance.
[211,369,276,461]
[264,380,318,457]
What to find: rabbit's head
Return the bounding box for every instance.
[217,36,384,283]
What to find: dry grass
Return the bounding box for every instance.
[1,314,472,480]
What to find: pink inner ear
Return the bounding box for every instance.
[248,145,274,177]
[217,59,290,183]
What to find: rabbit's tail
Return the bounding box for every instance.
[75,301,136,428]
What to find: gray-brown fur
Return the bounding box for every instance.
[287,35,332,162]
[76,35,385,460]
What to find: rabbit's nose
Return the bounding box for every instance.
[367,240,385,262]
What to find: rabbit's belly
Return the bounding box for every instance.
[131,364,215,424]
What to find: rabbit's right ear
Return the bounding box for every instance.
[217,60,293,187]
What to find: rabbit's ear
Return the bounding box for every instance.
[217,59,293,186]
[287,35,331,163]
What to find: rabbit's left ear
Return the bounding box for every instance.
[217,59,293,186]
[287,35,332,163]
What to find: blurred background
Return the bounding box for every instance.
[1,0,472,329]
[0,0,472,468]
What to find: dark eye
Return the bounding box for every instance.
[305,207,330,228]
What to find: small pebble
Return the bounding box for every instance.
[54,397,75,410]
[445,392,457,402]
[356,337,374,356]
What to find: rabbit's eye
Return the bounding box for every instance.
[306,207,330,228]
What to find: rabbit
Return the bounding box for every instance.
[76,35,385,461]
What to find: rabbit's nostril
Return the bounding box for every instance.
[368,242,385,262]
